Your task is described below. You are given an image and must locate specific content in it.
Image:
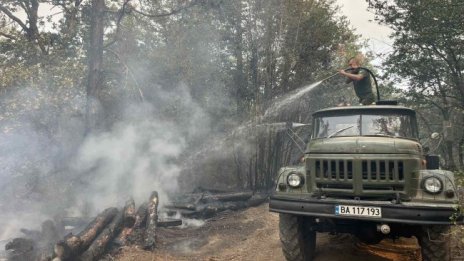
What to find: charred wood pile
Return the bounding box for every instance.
[164,190,268,219]
[4,189,268,261]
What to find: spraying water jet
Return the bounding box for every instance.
[255,122,311,132]
[263,72,339,118]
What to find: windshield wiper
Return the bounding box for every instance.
[327,125,355,138]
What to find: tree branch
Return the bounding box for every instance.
[0,4,29,32]
[104,0,131,48]
[0,31,17,40]
[106,48,145,102]
[131,0,199,18]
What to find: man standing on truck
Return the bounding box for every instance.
[339,56,376,105]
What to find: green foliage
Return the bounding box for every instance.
[368,0,464,169]
[1,0,363,122]
[368,0,464,106]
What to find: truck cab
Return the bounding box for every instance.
[270,105,462,261]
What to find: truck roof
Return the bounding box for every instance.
[313,105,416,117]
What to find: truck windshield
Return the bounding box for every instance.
[313,114,416,139]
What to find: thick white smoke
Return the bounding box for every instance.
[0,84,86,242]
[71,84,211,212]
[0,83,211,243]
[72,106,185,210]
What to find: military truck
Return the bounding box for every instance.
[269,104,462,261]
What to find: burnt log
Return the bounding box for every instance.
[53,240,72,261]
[114,199,139,246]
[133,202,148,229]
[166,191,253,209]
[158,218,182,228]
[162,191,256,218]
[143,191,159,250]
[79,209,124,261]
[53,236,80,260]
[35,220,61,261]
[223,201,247,210]
[123,198,136,228]
[202,202,227,218]
[77,208,118,251]
[52,234,83,261]
[114,227,132,246]
[246,193,269,207]
[5,237,36,261]
[200,191,253,202]
[123,202,148,246]
[164,200,248,219]
[164,202,196,210]
[54,207,118,260]
[164,209,198,218]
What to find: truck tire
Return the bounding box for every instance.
[279,213,316,261]
[418,225,451,261]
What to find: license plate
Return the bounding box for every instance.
[335,205,382,218]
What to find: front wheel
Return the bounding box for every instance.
[279,213,316,261]
[418,225,451,261]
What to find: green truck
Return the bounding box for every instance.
[269,104,462,261]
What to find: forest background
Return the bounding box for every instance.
[0,0,463,238]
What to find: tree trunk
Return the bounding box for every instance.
[442,118,456,169]
[86,0,106,131]
[459,137,464,168]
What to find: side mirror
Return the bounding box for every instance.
[425,155,440,170]
[431,132,440,140]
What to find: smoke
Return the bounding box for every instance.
[0,82,211,241]
[0,84,86,240]
[71,84,212,212]
[71,103,186,211]
[160,211,205,229]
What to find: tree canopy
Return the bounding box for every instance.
[368,0,464,169]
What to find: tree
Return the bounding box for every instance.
[367,0,464,169]
[85,0,106,130]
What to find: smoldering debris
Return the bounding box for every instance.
[5,191,162,261]
[4,188,267,261]
[1,81,270,260]
[163,189,269,219]
[0,81,214,243]
[71,115,185,210]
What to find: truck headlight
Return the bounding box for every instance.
[422,176,443,194]
[287,172,304,188]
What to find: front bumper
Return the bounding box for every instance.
[269,196,462,225]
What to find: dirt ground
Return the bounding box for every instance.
[111,203,432,261]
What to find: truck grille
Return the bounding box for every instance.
[312,158,407,195]
[361,160,404,181]
[315,160,353,180]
